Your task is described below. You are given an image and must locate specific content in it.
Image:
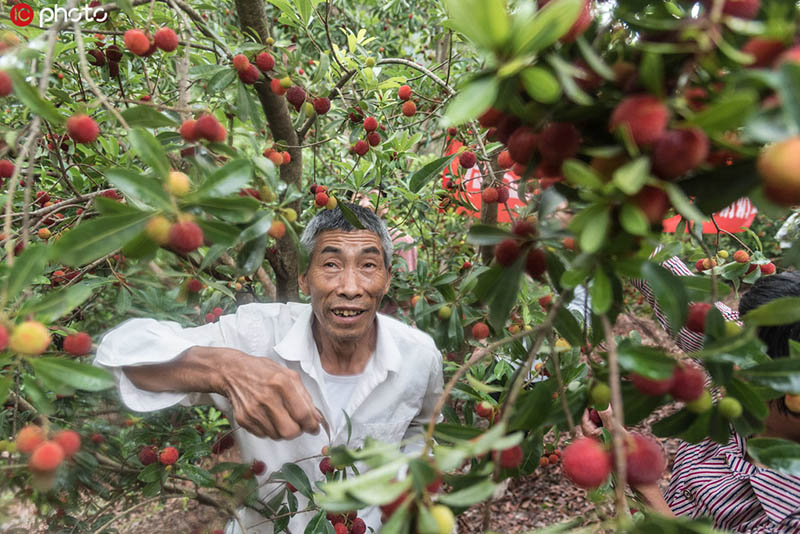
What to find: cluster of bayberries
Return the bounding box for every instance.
[695,249,775,277]
[347,115,385,157]
[0,321,92,356]
[493,219,547,281]
[137,444,180,466]
[562,432,666,489]
[539,447,561,468]
[14,425,82,477]
[326,512,366,534]
[310,184,338,210]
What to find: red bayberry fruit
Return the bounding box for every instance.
[540,0,592,42]
[138,445,159,465]
[251,460,266,475]
[633,186,671,225]
[459,151,477,169]
[669,364,706,402]
[52,430,81,459]
[270,78,287,95]
[472,322,490,339]
[733,250,750,263]
[652,128,709,179]
[153,27,178,52]
[63,332,92,356]
[512,220,536,238]
[232,54,250,72]
[187,278,203,293]
[478,108,503,128]
[368,132,381,146]
[239,64,260,84]
[319,457,334,475]
[363,117,378,132]
[495,445,524,469]
[315,192,330,207]
[123,29,151,56]
[159,446,179,465]
[313,97,331,115]
[741,37,785,68]
[179,119,199,142]
[66,114,99,144]
[761,262,776,275]
[686,302,713,333]
[525,248,547,280]
[507,126,538,165]
[397,85,412,100]
[0,70,12,97]
[538,122,581,164]
[16,425,45,454]
[256,52,275,71]
[350,517,366,534]
[353,140,369,156]
[497,150,513,169]
[482,187,498,203]
[757,137,800,206]
[286,86,307,110]
[495,239,521,267]
[29,441,65,472]
[475,400,494,418]
[609,95,669,147]
[168,221,204,253]
[0,159,14,178]
[621,433,666,485]
[631,372,675,396]
[562,437,611,488]
[401,100,417,116]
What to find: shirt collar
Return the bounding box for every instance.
[272,304,402,375]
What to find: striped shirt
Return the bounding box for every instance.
[635,254,800,533]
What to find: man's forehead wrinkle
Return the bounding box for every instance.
[314,230,384,253]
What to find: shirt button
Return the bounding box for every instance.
[684,489,693,499]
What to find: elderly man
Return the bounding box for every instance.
[94,204,444,534]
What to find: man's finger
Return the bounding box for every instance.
[282,380,323,433]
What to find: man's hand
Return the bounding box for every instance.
[222,351,326,440]
[580,406,617,438]
[123,347,326,440]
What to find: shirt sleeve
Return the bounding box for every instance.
[401,344,444,455]
[93,311,248,412]
[631,253,741,354]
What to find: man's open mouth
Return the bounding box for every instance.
[331,308,366,318]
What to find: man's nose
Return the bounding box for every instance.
[337,266,362,298]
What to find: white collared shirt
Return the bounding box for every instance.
[94,302,444,534]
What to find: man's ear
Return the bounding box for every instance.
[382,266,391,296]
[298,271,308,295]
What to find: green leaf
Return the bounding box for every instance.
[22,375,53,415]
[575,36,615,80]
[612,157,650,195]
[726,378,769,420]
[777,61,800,133]
[121,106,179,128]
[591,268,612,315]
[103,168,172,211]
[678,161,760,215]
[52,211,152,267]
[652,409,697,438]
[617,339,676,379]
[553,305,583,347]
[185,196,260,223]
[561,159,604,190]
[578,205,610,253]
[743,297,800,326]
[520,66,562,104]
[0,376,12,405]
[6,69,64,125]
[348,477,413,506]
[489,259,523,332]
[619,202,650,236]
[238,234,267,275]
[17,282,97,323]
[207,69,236,94]
[128,128,170,179]
[739,359,800,393]
[664,182,706,223]
[337,201,364,230]
[748,438,800,476]
[272,462,314,500]
[409,155,456,193]
[30,357,114,392]
[191,160,253,200]
[237,213,273,245]
[438,478,497,507]
[622,382,667,426]
[441,76,499,128]
[688,90,758,132]
[466,225,514,246]
[236,80,253,124]
[639,52,664,98]
[442,0,511,51]
[304,511,337,534]
[640,262,688,335]
[512,0,585,55]
[4,243,50,302]
[196,219,240,246]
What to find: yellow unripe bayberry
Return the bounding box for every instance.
[365,57,375,67]
[438,306,452,320]
[166,171,191,196]
[9,321,52,355]
[38,228,51,240]
[427,505,455,534]
[326,196,338,210]
[718,250,729,259]
[146,215,172,245]
[280,76,292,88]
[282,207,297,223]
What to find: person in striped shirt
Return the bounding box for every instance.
[583,254,800,533]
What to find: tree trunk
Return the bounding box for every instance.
[235,0,302,302]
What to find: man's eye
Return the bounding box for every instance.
[364,262,376,268]
[324,262,337,268]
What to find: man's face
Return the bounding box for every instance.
[299,230,391,343]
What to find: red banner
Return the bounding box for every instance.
[662,197,758,233]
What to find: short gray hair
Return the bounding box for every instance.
[299,203,393,271]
